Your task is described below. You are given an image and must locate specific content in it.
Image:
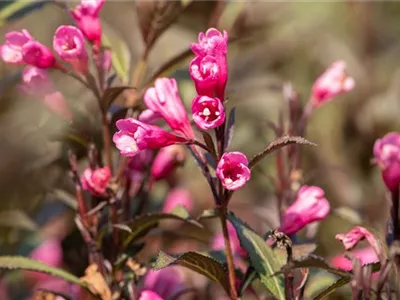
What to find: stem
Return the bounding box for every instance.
[391,187,400,242]
[102,113,113,172]
[219,206,238,300]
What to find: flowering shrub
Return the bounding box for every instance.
[0,1,400,300]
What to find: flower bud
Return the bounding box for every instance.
[192,95,225,130]
[335,226,381,258]
[163,188,193,213]
[279,185,330,235]
[22,40,55,68]
[216,152,250,190]
[151,145,186,181]
[191,28,228,57]
[0,29,33,64]
[81,166,111,196]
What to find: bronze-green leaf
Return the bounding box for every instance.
[313,276,350,300]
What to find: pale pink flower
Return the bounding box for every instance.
[81,166,111,196]
[163,188,193,213]
[216,152,250,190]
[279,185,330,235]
[22,40,55,68]
[373,132,400,192]
[151,145,186,181]
[192,95,225,130]
[138,109,162,124]
[311,60,355,107]
[335,226,381,257]
[53,25,88,74]
[143,267,185,299]
[138,290,163,300]
[144,78,194,139]
[113,118,189,157]
[0,29,33,64]
[212,221,244,256]
[331,247,379,272]
[191,28,228,57]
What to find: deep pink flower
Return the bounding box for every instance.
[192,95,225,130]
[191,28,228,57]
[22,41,55,68]
[144,78,194,139]
[212,221,244,256]
[113,118,189,157]
[71,0,105,46]
[331,247,379,272]
[373,132,400,192]
[0,29,33,64]
[53,25,88,74]
[279,185,330,235]
[311,60,355,107]
[139,290,163,300]
[143,267,185,299]
[216,152,250,190]
[163,188,193,213]
[335,226,381,257]
[151,145,186,181]
[81,166,111,196]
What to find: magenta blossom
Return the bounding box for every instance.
[151,145,186,181]
[163,188,193,213]
[373,132,400,192]
[331,247,379,272]
[190,55,222,97]
[335,226,381,258]
[139,290,163,300]
[216,152,250,190]
[142,267,186,299]
[81,166,111,196]
[113,118,189,157]
[191,28,228,57]
[0,30,33,64]
[311,60,355,107]
[22,40,55,68]
[279,185,330,235]
[53,25,88,74]
[192,95,225,130]
[144,78,194,139]
[71,0,105,46]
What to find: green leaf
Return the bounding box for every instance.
[313,276,350,300]
[0,256,89,289]
[0,1,47,25]
[101,86,133,110]
[239,266,257,296]
[248,136,316,169]
[198,208,220,220]
[304,272,341,299]
[102,32,130,83]
[273,244,317,267]
[154,251,230,295]
[227,213,285,300]
[0,210,38,231]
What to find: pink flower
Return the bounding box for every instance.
[139,290,163,300]
[113,118,189,157]
[151,145,186,181]
[71,0,105,46]
[192,95,225,130]
[311,60,355,107]
[138,109,162,124]
[0,29,33,64]
[127,150,153,182]
[373,132,400,192]
[191,28,228,57]
[144,78,194,139]
[216,152,250,190]
[22,41,55,68]
[143,267,185,299]
[81,166,111,196]
[335,226,381,257]
[212,221,244,256]
[331,247,379,272]
[279,185,330,235]
[163,188,193,213]
[53,25,88,74]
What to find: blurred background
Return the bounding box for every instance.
[0,1,399,299]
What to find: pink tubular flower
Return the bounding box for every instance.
[71,0,105,46]
[81,166,111,196]
[216,152,251,190]
[163,188,193,213]
[212,221,244,256]
[335,226,381,257]
[373,132,400,192]
[151,145,186,181]
[191,28,228,57]
[189,55,222,97]
[139,290,163,300]
[127,150,153,182]
[331,247,379,272]
[192,95,225,130]
[311,60,355,107]
[113,118,189,157]
[22,40,55,68]
[53,25,88,74]
[279,185,330,235]
[143,267,185,299]
[144,78,194,139]
[138,109,162,124]
[0,29,33,64]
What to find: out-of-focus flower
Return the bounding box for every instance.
[311,60,355,107]
[98,48,111,73]
[138,109,162,124]
[335,226,381,257]
[113,118,189,157]
[127,150,152,182]
[0,30,33,64]
[191,28,228,57]
[163,188,193,213]
[81,166,111,196]
[53,25,88,74]
[373,132,400,192]
[151,145,186,181]
[216,152,250,190]
[138,290,163,300]
[71,0,104,46]
[22,41,55,68]
[212,221,244,256]
[192,95,225,130]
[331,247,379,272]
[279,185,330,235]
[144,78,194,139]
[142,267,186,299]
